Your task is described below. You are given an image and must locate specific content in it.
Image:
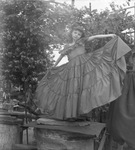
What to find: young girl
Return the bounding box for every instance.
[35,26,131,120]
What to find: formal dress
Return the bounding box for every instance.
[35,36,131,120]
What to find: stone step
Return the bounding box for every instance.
[13,144,37,150]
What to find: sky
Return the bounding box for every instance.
[56,0,135,12]
[53,0,135,65]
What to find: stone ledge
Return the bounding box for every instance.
[13,144,37,150]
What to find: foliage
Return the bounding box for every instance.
[0,0,55,101]
[46,1,134,52]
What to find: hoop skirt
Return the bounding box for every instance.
[35,36,131,120]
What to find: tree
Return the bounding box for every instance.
[1,0,54,101]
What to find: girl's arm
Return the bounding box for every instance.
[87,34,116,41]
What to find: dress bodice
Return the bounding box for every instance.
[67,45,85,60]
[64,40,86,60]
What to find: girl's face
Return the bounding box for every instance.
[72,30,82,42]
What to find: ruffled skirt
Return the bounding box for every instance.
[35,36,131,120]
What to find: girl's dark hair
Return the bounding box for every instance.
[67,26,85,43]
